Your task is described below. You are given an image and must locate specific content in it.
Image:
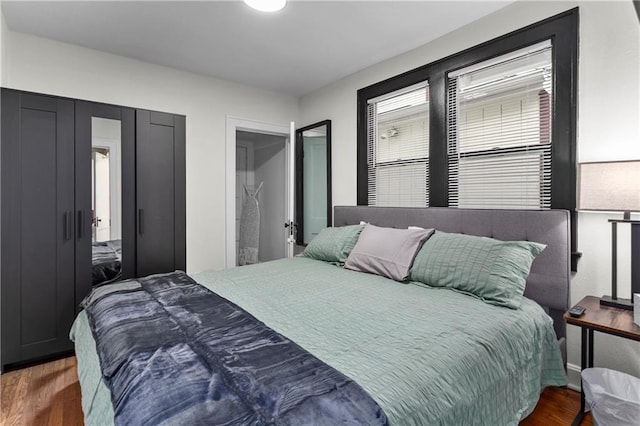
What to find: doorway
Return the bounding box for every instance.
[225,117,293,268]
[236,131,287,265]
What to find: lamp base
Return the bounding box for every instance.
[599,295,633,310]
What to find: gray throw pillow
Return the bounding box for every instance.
[344,224,435,281]
[301,224,365,264]
[409,231,546,309]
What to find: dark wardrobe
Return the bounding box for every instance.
[0,89,186,371]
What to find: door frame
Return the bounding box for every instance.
[295,120,332,246]
[225,116,291,268]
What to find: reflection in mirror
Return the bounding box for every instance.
[91,117,122,286]
[296,120,331,246]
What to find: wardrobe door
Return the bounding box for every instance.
[75,102,136,305]
[136,110,186,277]
[1,89,75,368]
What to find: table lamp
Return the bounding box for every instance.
[578,160,640,310]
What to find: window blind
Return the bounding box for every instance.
[367,82,429,207]
[447,40,552,209]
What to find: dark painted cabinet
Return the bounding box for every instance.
[1,89,186,370]
[136,110,186,277]
[1,90,76,367]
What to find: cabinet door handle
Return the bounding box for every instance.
[63,211,72,240]
[77,210,83,239]
[138,209,144,235]
[68,211,73,240]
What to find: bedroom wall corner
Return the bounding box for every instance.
[1,29,299,275]
[299,0,640,389]
[567,0,640,387]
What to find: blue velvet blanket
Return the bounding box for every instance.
[82,271,388,425]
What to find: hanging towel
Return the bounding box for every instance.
[238,182,263,265]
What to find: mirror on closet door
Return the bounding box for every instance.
[91,117,123,286]
[295,120,331,246]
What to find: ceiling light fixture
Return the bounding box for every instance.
[244,0,287,13]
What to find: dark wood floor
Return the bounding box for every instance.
[1,356,592,425]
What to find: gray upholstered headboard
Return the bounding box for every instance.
[334,206,571,354]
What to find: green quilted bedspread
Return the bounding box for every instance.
[70,257,567,425]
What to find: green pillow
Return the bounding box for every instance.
[302,224,365,264]
[409,231,545,309]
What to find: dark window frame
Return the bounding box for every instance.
[357,8,579,269]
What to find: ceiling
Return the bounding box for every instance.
[1,1,516,96]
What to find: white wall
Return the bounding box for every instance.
[0,12,5,84]
[1,27,299,274]
[300,0,640,388]
[570,0,640,387]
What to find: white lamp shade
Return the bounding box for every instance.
[578,160,640,212]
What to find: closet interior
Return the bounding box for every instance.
[235,130,287,265]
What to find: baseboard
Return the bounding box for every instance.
[567,362,581,391]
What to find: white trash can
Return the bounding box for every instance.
[582,367,640,426]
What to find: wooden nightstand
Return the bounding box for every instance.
[564,295,640,425]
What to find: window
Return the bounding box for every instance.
[367,82,429,207]
[357,9,578,268]
[447,41,552,209]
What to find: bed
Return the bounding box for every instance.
[71,207,570,425]
[91,239,122,286]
